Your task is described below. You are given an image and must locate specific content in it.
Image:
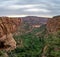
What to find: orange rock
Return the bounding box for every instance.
[47,16,60,33]
[0,17,21,51]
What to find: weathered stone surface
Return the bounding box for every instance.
[47,16,60,33]
[0,17,21,51]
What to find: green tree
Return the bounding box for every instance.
[44,31,60,57]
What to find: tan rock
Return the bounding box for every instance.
[0,17,21,51]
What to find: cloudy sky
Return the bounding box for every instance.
[0,0,60,17]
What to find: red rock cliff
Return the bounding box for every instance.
[47,16,60,33]
[0,17,21,51]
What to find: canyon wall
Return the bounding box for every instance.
[0,17,21,51]
[47,16,60,33]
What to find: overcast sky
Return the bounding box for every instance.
[0,0,60,17]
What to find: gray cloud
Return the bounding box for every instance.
[0,0,60,17]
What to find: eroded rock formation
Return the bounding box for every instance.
[47,16,60,33]
[0,17,21,51]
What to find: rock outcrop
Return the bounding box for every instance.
[47,16,60,33]
[0,17,21,51]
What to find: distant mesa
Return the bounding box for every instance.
[21,16,48,25]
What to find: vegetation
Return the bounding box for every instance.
[0,24,60,57]
[44,31,60,57]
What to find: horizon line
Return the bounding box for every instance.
[0,15,53,18]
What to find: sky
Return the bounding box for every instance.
[0,0,60,17]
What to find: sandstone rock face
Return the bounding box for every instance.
[0,17,21,51]
[47,16,60,33]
